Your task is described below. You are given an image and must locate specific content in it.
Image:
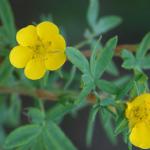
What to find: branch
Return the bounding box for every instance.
[0,86,57,101]
[82,44,137,57]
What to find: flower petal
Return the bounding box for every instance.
[16,25,38,46]
[9,46,33,68]
[129,122,150,149]
[24,59,46,80]
[36,21,59,41]
[45,52,66,70]
[49,34,66,52]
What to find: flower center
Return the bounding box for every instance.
[30,39,52,60]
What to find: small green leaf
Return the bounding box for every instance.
[7,94,21,126]
[46,103,74,123]
[141,55,150,69]
[30,136,44,150]
[4,125,41,149]
[78,82,95,101]
[86,104,99,146]
[0,96,8,124]
[27,108,45,124]
[130,72,148,97]
[113,75,131,87]
[0,0,16,45]
[46,99,86,123]
[121,49,136,69]
[87,0,99,29]
[93,36,118,79]
[43,121,77,150]
[66,47,90,73]
[94,16,122,35]
[99,108,117,144]
[114,118,128,135]
[96,79,120,94]
[0,57,13,85]
[100,98,114,106]
[136,32,150,59]
[106,60,119,76]
[116,78,134,100]
[90,37,102,74]
[82,74,93,85]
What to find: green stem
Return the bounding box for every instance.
[93,91,101,103]
[64,66,77,90]
[75,34,97,49]
[36,97,45,112]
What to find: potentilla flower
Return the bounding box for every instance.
[126,93,150,149]
[9,21,66,80]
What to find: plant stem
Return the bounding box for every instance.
[64,66,77,90]
[75,34,96,49]
[37,98,45,112]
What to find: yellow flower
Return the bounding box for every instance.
[126,93,150,149]
[9,21,66,80]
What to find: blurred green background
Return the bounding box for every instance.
[9,0,150,149]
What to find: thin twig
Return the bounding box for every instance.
[0,86,57,101]
[82,44,137,57]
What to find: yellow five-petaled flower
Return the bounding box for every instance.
[9,21,66,80]
[126,93,150,149]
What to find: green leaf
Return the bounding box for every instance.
[0,57,13,85]
[121,49,136,69]
[93,36,118,79]
[86,104,99,146]
[99,108,117,144]
[43,121,77,150]
[100,98,114,107]
[82,74,93,85]
[4,124,42,149]
[0,96,8,124]
[106,60,119,76]
[113,75,131,87]
[114,118,128,135]
[46,103,75,123]
[30,136,44,150]
[27,108,45,124]
[117,72,148,100]
[46,99,86,123]
[7,94,21,126]
[66,47,90,73]
[130,72,148,97]
[87,0,99,29]
[94,16,122,35]
[78,82,95,101]
[48,85,90,124]
[141,55,150,69]
[0,0,16,44]
[96,79,120,94]
[90,37,102,73]
[136,32,150,59]
[116,78,135,100]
